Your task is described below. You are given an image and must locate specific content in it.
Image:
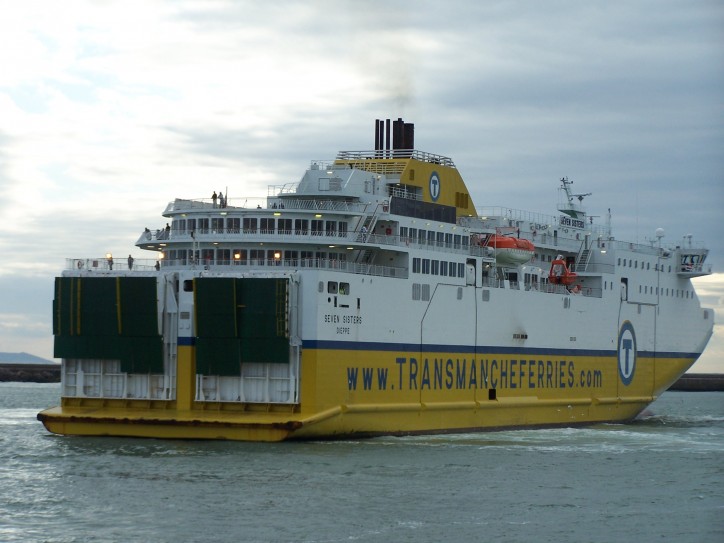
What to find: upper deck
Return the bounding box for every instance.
[120,117,710,283]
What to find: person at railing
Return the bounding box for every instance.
[127,255,134,270]
[212,191,218,208]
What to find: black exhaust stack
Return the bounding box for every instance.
[374,118,415,154]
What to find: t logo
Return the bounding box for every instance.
[617,322,637,386]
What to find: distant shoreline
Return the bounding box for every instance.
[667,373,724,392]
[1,363,722,390]
[0,363,61,383]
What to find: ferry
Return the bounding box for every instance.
[38,118,714,441]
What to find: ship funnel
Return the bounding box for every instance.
[375,118,415,153]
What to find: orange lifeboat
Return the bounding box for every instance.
[487,235,535,265]
[549,258,577,286]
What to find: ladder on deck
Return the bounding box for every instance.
[575,247,592,272]
[354,202,385,263]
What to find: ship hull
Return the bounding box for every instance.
[38,346,700,441]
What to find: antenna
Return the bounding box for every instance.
[558,177,592,220]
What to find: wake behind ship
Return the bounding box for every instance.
[38,119,714,441]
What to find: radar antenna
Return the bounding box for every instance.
[558,177,592,220]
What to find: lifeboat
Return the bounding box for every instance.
[487,235,535,265]
[549,258,577,286]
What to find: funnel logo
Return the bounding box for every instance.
[617,321,637,386]
[429,171,440,202]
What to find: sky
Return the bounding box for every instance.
[0,0,722,372]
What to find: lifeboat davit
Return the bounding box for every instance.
[488,235,535,265]
[549,258,577,286]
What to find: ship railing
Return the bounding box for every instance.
[164,198,241,213]
[677,263,713,277]
[151,229,473,257]
[164,195,367,214]
[388,186,422,201]
[66,258,162,272]
[65,256,407,279]
[336,149,456,169]
[165,257,408,279]
[263,197,368,213]
[472,207,611,239]
[480,277,602,298]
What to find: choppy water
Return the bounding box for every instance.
[1,383,722,543]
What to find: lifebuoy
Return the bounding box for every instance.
[77,260,84,269]
[386,228,392,235]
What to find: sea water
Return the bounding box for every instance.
[1,382,722,543]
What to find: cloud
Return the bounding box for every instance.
[0,0,722,363]
[690,274,724,373]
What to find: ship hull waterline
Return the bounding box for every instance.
[37,351,698,442]
[37,397,655,442]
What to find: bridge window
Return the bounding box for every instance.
[295,219,309,235]
[260,218,275,234]
[227,218,240,233]
[211,218,224,232]
[243,218,257,233]
[278,219,292,234]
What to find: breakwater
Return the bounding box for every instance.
[668,373,724,392]
[0,364,60,383]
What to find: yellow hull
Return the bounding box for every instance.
[37,396,653,442]
[38,347,696,441]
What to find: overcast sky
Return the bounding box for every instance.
[0,0,722,371]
